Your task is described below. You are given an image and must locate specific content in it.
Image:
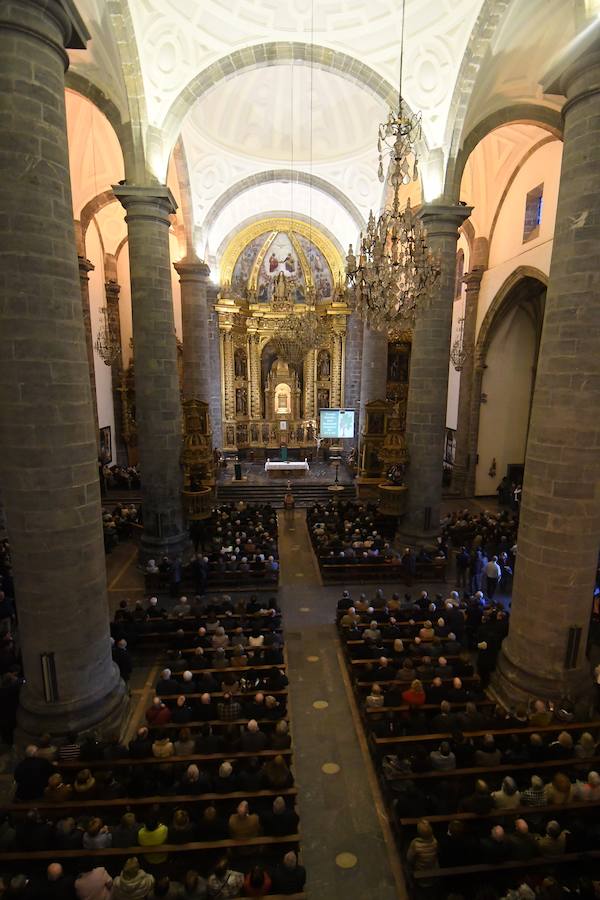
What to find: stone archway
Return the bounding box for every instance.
[468,267,547,496]
[161,41,417,161]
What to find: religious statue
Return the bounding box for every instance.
[317,388,329,411]
[236,387,247,415]
[234,348,247,378]
[318,350,330,379]
[274,272,288,301]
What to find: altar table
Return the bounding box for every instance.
[264,460,309,477]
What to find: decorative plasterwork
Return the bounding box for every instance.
[219,217,345,287]
[126,1,486,150]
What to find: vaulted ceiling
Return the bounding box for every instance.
[65,0,585,272]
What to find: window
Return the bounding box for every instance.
[454,249,465,300]
[523,183,544,243]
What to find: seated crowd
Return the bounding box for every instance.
[103,503,142,554]
[145,505,279,593]
[102,464,141,492]
[306,500,398,564]
[0,592,304,898]
[337,585,600,898]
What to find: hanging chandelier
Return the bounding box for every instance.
[272,308,331,368]
[94,306,120,366]
[346,0,439,332]
[450,316,469,372]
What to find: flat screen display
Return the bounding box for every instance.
[319,408,355,439]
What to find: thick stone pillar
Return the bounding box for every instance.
[78,256,100,449]
[248,331,262,419]
[0,0,125,736]
[344,312,364,416]
[493,36,600,705]
[113,185,186,557]
[303,350,316,419]
[452,269,485,495]
[401,203,472,540]
[358,325,389,433]
[174,256,211,404]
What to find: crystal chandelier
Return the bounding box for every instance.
[272,309,331,368]
[94,306,120,366]
[346,0,440,332]
[450,316,469,372]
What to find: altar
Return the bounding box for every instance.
[264,459,310,477]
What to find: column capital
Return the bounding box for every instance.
[78,255,94,278]
[463,266,485,293]
[0,0,90,60]
[105,279,121,300]
[112,184,177,227]
[417,202,473,237]
[543,17,600,101]
[174,256,211,282]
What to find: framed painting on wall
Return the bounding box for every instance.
[100,426,112,464]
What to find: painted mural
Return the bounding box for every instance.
[230,230,333,303]
[296,234,333,300]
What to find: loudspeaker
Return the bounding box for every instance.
[564,626,582,670]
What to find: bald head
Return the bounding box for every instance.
[47,863,63,882]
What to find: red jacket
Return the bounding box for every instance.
[145,704,172,726]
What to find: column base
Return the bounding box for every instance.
[491,645,594,716]
[140,530,191,563]
[15,670,129,748]
[395,525,441,552]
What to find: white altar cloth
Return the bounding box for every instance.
[264,460,309,473]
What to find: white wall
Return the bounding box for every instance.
[475,140,562,337]
[475,305,536,495]
[87,222,116,446]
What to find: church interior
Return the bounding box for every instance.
[1,0,600,897]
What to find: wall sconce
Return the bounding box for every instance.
[480,392,488,404]
[488,458,497,478]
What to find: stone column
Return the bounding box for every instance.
[493,37,600,705]
[401,203,472,540]
[174,256,211,403]
[452,265,486,496]
[78,256,100,449]
[248,331,262,419]
[0,0,125,737]
[465,358,486,498]
[330,328,344,408]
[207,294,223,448]
[221,326,235,420]
[104,271,127,465]
[344,313,363,410]
[113,185,186,557]
[358,325,389,433]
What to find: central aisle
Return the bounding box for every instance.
[276,509,405,900]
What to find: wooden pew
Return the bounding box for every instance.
[3,788,298,816]
[0,833,301,862]
[413,849,600,881]
[56,748,294,770]
[390,753,600,786]
[398,795,600,827]
[373,720,600,748]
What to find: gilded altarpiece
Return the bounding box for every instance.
[215,219,350,454]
